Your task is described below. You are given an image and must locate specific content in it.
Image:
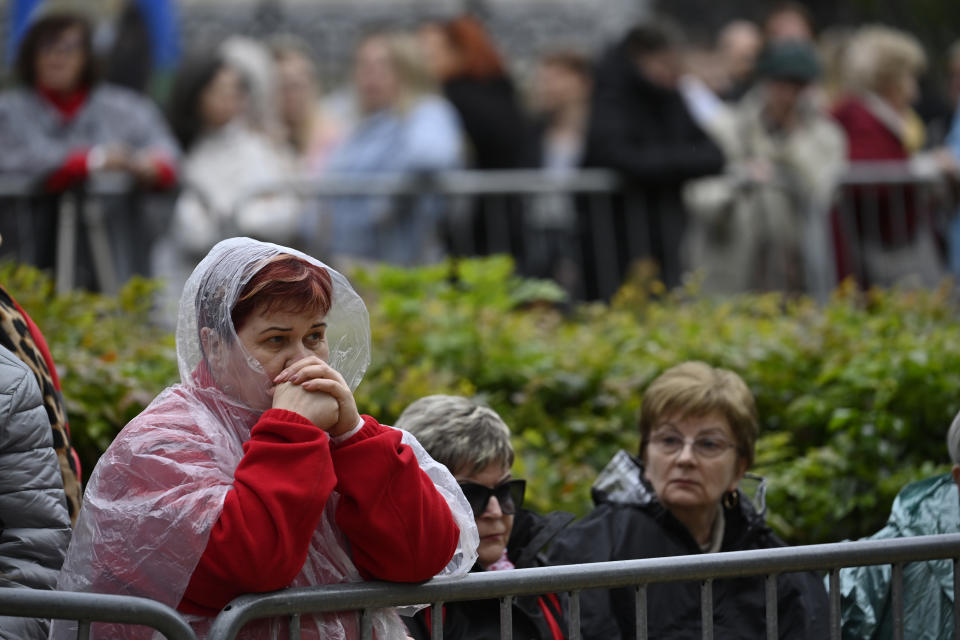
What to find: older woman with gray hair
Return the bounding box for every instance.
[837,409,960,639]
[397,395,571,640]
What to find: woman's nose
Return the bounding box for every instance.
[676,441,697,464]
[482,495,504,518]
[284,343,314,368]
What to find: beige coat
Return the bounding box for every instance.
[684,88,846,296]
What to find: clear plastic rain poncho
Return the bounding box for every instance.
[53,237,478,639]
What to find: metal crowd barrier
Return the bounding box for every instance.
[206,533,960,640]
[833,160,956,290]
[0,164,954,298]
[0,588,197,640]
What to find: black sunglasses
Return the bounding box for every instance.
[459,479,526,519]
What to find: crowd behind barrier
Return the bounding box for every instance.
[2,534,959,639]
[0,162,954,300]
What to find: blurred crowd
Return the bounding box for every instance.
[1,0,960,301]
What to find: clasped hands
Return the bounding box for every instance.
[271,357,361,437]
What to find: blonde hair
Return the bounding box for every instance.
[360,31,438,114]
[639,361,759,467]
[844,25,926,95]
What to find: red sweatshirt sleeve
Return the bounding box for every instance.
[44,149,90,192]
[179,409,336,614]
[151,156,177,190]
[331,416,459,583]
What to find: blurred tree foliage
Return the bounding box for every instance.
[4,258,957,545]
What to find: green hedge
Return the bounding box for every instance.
[4,258,956,545]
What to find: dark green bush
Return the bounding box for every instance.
[4,259,955,545]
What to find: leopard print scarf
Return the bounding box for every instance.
[0,288,82,524]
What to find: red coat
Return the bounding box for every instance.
[830,97,932,286]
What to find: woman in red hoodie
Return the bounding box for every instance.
[53,237,478,639]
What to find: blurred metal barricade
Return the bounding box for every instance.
[0,173,178,294]
[832,161,957,290]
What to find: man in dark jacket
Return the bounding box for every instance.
[580,21,725,298]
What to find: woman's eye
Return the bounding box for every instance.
[265,335,286,346]
[698,439,723,452]
[305,332,325,345]
[661,436,683,447]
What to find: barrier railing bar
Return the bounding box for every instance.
[55,195,78,294]
[289,613,300,640]
[206,533,960,640]
[78,620,90,640]
[953,558,960,640]
[500,595,513,640]
[360,608,372,640]
[891,562,904,640]
[431,601,443,640]
[635,584,647,640]
[568,590,581,640]
[590,194,618,300]
[765,572,778,640]
[701,579,713,640]
[0,589,197,640]
[829,568,840,640]
[891,186,908,246]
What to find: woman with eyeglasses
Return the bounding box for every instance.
[397,395,573,640]
[548,361,828,639]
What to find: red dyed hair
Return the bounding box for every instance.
[444,16,505,79]
[231,255,334,330]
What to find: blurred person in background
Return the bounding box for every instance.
[716,19,763,102]
[940,41,960,279]
[270,35,345,176]
[154,52,300,320]
[397,395,571,640]
[418,15,537,267]
[548,361,829,638]
[837,409,960,639]
[762,2,815,44]
[832,25,956,287]
[527,49,593,291]
[684,40,846,296]
[579,20,725,298]
[323,30,462,267]
[220,36,284,143]
[0,4,179,288]
[419,14,535,171]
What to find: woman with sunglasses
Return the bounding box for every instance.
[397,395,573,640]
[548,361,829,639]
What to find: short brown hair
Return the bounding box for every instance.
[231,254,334,331]
[639,361,759,467]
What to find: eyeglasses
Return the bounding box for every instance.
[459,479,526,519]
[649,432,738,459]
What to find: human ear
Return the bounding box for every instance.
[729,457,749,492]
[200,327,223,369]
[951,464,960,491]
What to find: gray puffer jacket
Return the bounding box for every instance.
[0,345,71,639]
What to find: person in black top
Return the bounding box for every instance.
[579,20,725,298]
